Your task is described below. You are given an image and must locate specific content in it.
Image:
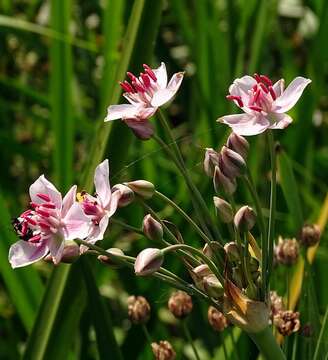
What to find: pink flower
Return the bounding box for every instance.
[9,176,91,268]
[105,63,184,139]
[80,159,121,245]
[218,74,311,136]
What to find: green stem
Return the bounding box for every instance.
[249,327,286,360]
[267,131,277,297]
[220,333,228,360]
[142,324,152,344]
[110,218,144,235]
[182,320,201,360]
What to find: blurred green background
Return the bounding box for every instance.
[0,0,327,359]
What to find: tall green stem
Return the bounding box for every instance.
[182,320,201,360]
[249,327,286,360]
[267,131,277,296]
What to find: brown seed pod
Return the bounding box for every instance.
[168,291,193,319]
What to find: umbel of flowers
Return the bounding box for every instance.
[9,62,314,360]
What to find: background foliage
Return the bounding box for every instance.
[0,0,327,359]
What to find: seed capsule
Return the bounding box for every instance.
[207,306,228,332]
[300,224,321,247]
[168,291,193,319]
[151,341,176,360]
[274,237,299,266]
[127,295,151,324]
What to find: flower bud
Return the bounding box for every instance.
[227,132,249,160]
[234,206,256,232]
[224,242,240,262]
[273,310,300,336]
[213,166,237,195]
[213,196,233,223]
[191,264,212,291]
[300,224,321,247]
[142,214,163,241]
[231,267,244,288]
[44,241,80,264]
[269,291,285,320]
[98,248,124,268]
[274,237,299,266]
[125,180,155,199]
[111,184,134,207]
[207,306,228,332]
[134,248,164,276]
[168,291,193,319]
[220,146,246,178]
[151,341,176,360]
[202,241,221,260]
[127,295,151,324]
[203,274,224,298]
[204,148,220,177]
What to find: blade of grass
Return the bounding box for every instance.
[0,191,44,332]
[313,305,328,360]
[81,258,123,360]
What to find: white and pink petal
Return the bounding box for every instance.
[9,240,49,268]
[29,175,62,209]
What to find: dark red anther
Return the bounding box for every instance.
[253,73,261,83]
[226,95,244,107]
[30,202,38,209]
[141,73,151,88]
[254,88,261,102]
[25,217,37,226]
[29,234,41,243]
[120,81,134,93]
[37,193,51,202]
[260,75,273,86]
[127,72,137,81]
[40,202,56,209]
[36,209,50,218]
[39,222,50,230]
[249,105,262,112]
[21,209,32,217]
[132,81,146,93]
[143,64,157,81]
[268,86,276,100]
[252,84,258,92]
[259,83,269,93]
[21,222,28,236]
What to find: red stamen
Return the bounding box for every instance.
[259,83,269,93]
[249,105,262,112]
[143,64,157,81]
[253,73,261,83]
[254,88,261,102]
[21,222,28,236]
[30,202,38,209]
[29,234,41,243]
[269,86,276,100]
[37,193,51,202]
[21,209,32,217]
[119,81,134,93]
[36,209,50,218]
[25,217,37,226]
[132,81,145,93]
[39,222,50,230]
[260,75,273,86]
[40,202,56,209]
[141,73,151,88]
[226,95,244,107]
[127,72,137,81]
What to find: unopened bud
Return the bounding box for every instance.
[143,214,163,241]
[274,237,299,266]
[204,148,220,177]
[44,241,80,264]
[300,224,321,247]
[202,241,221,260]
[213,166,237,194]
[224,242,240,262]
[207,306,228,332]
[273,310,300,336]
[191,264,212,291]
[234,205,256,232]
[213,196,233,223]
[168,291,193,319]
[112,184,134,207]
[269,291,285,320]
[151,340,176,360]
[127,295,151,324]
[125,180,155,199]
[232,267,244,288]
[134,248,164,276]
[203,274,224,298]
[227,132,249,160]
[220,146,246,178]
[98,248,124,268]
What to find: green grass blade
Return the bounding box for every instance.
[278,149,304,232]
[313,305,328,360]
[0,192,44,332]
[82,258,123,360]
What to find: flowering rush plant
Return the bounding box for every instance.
[10,63,319,360]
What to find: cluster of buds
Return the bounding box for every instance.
[207,306,228,332]
[273,310,300,336]
[300,224,321,247]
[191,264,224,299]
[151,341,176,360]
[168,291,193,319]
[204,132,249,195]
[274,237,299,266]
[269,291,285,320]
[127,295,151,324]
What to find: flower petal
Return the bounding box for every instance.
[82,214,110,250]
[94,159,111,208]
[62,185,77,218]
[229,76,257,95]
[218,113,270,136]
[274,77,311,113]
[123,118,154,140]
[9,240,48,268]
[269,113,293,129]
[63,202,91,240]
[152,62,167,88]
[29,175,62,209]
[151,72,184,107]
[272,79,285,97]
[48,234,65,265]
[105,104,140,121]
[106,188,121,218]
